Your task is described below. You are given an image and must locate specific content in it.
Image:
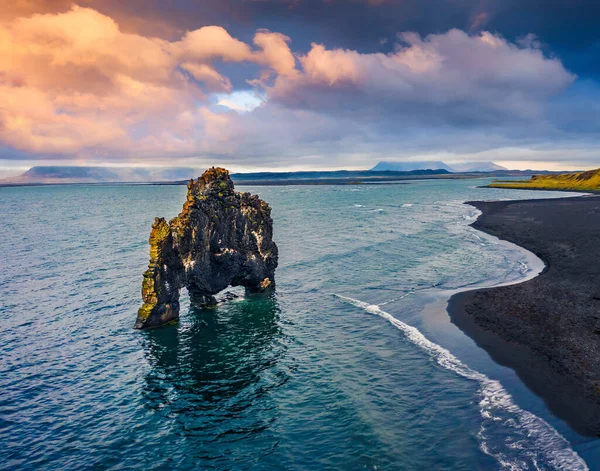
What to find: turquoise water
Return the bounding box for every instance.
[1,179,599,470]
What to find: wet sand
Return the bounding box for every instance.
[448,195,600,436]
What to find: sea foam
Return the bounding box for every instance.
[334,294,588,471]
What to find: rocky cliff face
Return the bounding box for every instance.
[135,167,278,329]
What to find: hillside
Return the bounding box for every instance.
[489,168,600,192]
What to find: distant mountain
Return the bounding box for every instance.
[1,166,457,186]
[370,161,455,172]
[370,160,508,173]
[3,166,200,184]
[228,169,453,185]
[450,162,508,172]
[230,169,450,181]
[20,166,121,182]
[2,164,568,187]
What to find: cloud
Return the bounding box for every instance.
[469,12,489,31]
[0,6,299,157]
[267,29,575,124]
[0,4,591,170]
[177,26,253,62]
[468,0,490,31]
[180,63,232,92]
[0,6,184,154]
[253,30,297,77]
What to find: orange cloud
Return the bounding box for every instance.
[253,30,297,77]
[0,4,577,166]
[268,29,575,121]
[0,0,183,39]
[177,26,253,62]
[0,5,297,157]
[470,11,489,31]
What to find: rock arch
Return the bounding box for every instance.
[134,167,278,329]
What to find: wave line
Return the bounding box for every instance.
[334,293,588,471]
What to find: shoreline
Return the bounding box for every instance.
[477,183,600,196]
[447,195,600,436]
[480,185,600,194]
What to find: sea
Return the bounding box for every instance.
[1,178,599,470]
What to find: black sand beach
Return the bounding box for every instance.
[448,195,600,436]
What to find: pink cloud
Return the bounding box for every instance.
[0,6,297,157]
[470,12,489,31]
[267,29,575,120]
[0,5,578,167]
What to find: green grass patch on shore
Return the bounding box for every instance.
[489,168,600,192]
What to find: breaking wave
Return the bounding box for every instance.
[334,294,588,471]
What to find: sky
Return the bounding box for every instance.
[1,0,600,175]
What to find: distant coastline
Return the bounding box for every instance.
[0,164,570,187]
[448,196,600,436]
[0,170,471,188]
[481,185,599,194]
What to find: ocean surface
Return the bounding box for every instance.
[1,178,599,470]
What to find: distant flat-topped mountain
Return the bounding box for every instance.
[450,161,508,172]
[2,164,565,187]
[1,166,456,186]
[370,161,455,172]
[370,160,508,173]
[3,166,200,184]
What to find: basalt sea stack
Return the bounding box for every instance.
[134,167,278,329]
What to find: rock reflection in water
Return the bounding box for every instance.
[140,293,289,466]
